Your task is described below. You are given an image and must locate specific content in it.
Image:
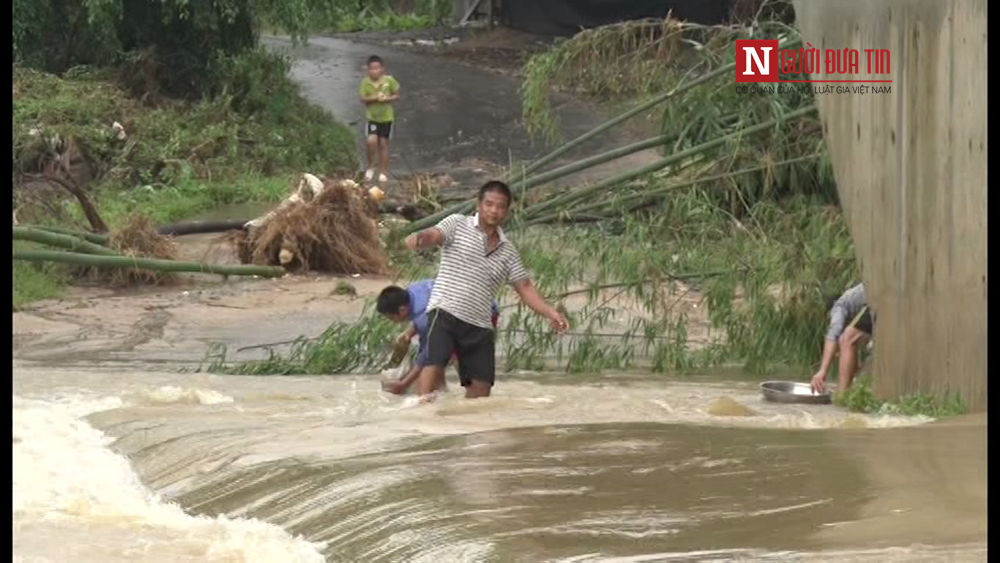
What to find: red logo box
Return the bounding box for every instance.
[735,40,780,82]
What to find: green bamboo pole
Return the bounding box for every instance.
[13,249,286,278]
[401,36,804,235]
[13,227,120,256]
[513,134,673,191]
[520,105,818,221]
[398,134,679,232]
[520,153,703,221]
[25,224,110,245]
[524,153,825,226]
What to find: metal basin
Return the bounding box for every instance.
[760,381,833,405]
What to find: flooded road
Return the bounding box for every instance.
[262,35,659,190]
[13,364,987,562]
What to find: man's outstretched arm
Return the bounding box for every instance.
[812,304,849,392]
[404,227,445,250]
[405,214,464,250]
[513,278,568,333]
[385,341,427,395]
[811,340,838,393]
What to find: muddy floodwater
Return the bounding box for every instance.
[13,364,987,563]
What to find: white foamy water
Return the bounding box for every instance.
[134,385,236,406]
[12,393,325,563]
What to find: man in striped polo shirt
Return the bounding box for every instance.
[404,180,568,399]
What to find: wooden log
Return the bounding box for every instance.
[156,220,249,236]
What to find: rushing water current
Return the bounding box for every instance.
[13,365,986,562]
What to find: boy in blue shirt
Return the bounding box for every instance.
[377,280,499,395]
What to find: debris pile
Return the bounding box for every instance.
[236,174,388,275]
[103,215,179,285]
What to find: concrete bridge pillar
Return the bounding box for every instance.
[794,0,987,410]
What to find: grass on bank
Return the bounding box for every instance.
[13,257,66,310]
[84,176,294,228]
[320,10,439,33]
[14,56,357,202]
[264,0,449,34]
[835,376,968,418]
[205,313,397,375]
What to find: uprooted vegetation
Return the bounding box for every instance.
[205,191,858,378]
[485,15,847,375]
[519,15,833,206]
[207,187,858,381]
[12,216,177,307]
[12,0,364,306]
[234,176,388,275]
[208,14,862,381]
[205,312,398,376]
[12,60,358,305]
[100,216,179,285]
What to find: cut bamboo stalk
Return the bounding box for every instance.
[520,106,818,221]
[513,36,802,179]
[520,155,704,220]
[524,153,825,226]
[400,134,683,232]
[512,134,673,192]
[13,249,286,278]
[13,227,120,256]
[25,224,110,245]
[401,37,804,235]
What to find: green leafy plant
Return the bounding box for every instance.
[13,256,66,310]
[205,313,397,375]
[269,0,449,34]
[835,376,968,418]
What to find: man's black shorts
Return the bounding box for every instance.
[366,121,393,139]
[425,309,495,387]
[850,306,874,335]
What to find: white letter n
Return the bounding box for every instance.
[743,47,772,75]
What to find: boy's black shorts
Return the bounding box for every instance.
[425,309,495,387]
[366,121,393,139]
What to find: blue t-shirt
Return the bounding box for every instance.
[407,278,498,367]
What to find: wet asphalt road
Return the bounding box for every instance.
[264,35,655,189]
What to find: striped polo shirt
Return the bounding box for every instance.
[427,213,530,329]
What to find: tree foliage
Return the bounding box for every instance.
[12,0,314,98]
